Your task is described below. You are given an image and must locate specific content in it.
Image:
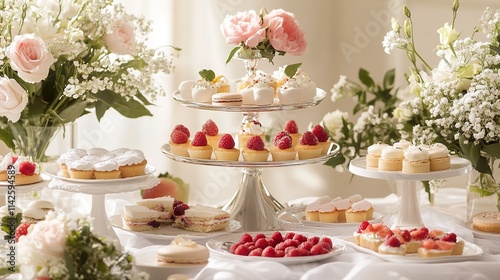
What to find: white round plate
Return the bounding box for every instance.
[206,231,346,265]
[110,215,241,241]
[343,236,483,263]
[172,88,327,112]
[43,163,155,184]
[133,245,206,280]
[349,156,471,181]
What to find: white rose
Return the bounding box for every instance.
[393,107,413,122]
[0,77,28,122]
[322,110,348,140]
[5,34,56,83]
[104,22,136,55]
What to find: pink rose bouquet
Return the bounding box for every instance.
[221,8,307,63]
[0,0,179,162]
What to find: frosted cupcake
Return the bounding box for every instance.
[238,119,265,149]
[428,143,451,171]
[332,198,351,223]
[94,159,121,179]
[319,202,338,223]
[241,135,269,162]
[86,148,109,157]
[0,153,14,181]
[212,75,231,93]
[366,143,390,168]
[68,159,94,179]
[345,199,374,223]
[187,132,213,159]
[378,146,404,171]
[56,149,86,177]
[116,150,147,178]
[270,131,296,161]
[214,134,240,161]
[296,131,322,160]
[402,145,430,173]
[393,139,412,150]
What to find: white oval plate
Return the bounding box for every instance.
[110,215,240,241]
[343,236,483,263]
[43,163,155,184]
[133,245,207,280]
[206,231,346,265]
[465,222,500,240]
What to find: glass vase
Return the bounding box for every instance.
[237,49,262,80]
[466,156,500,222]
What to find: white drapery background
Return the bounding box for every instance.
[2,0,498,206]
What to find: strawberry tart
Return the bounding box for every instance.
[242,135,269,162]
[296,131,322,160]
[270,131,296,161]
[202,119,221,149]
[187,132,213,159]
[214,134,240,161]
[13,156,41,185]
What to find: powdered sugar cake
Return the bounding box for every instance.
[173,204,230,233]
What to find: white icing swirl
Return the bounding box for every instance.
[116,154,144,166]
[87,148,109,157]
[368,143,390,156]
[253,71,275,88]
[319,202,336,213]
[80,155,100,164]
[0,153,14,171]
[194,80,216,90]
[240,121,264,135]
[428,143,450,159]
[404,145,429,161]
[305,201,322,212]
[350,200,372,212]
[94,160,119,171]
[333,198,351,210]
[68,160,94,171]
[381,146,404,159]
[393,140,411,150]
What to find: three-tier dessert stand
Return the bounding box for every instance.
[349,157,471,229]
[163,89,339,231]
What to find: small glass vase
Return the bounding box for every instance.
[466,156,500,222]
[237,48,262,80]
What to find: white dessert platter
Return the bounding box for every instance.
[110,215,241,241]
[349,156,471,229]
[343,236,483,263]
[172,88,327,112]
[275,205,383,234]
[133,245,207,280]
[0,173,49,195]
[465,222,500,240]
[44,163,159,240]
[206,231,346,265]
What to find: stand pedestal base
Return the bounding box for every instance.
[222,168,283,231]
[90,194,118,241]
[391,180,425,229]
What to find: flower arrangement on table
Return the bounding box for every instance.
[220,7,307,63]
[325,0,500,206]
[1,212,146,279]
[0,0,179,162]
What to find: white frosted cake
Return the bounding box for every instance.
[157,236,209,265]
[173,204,230,233]
[121,205,160,231]
[136,196,175,223]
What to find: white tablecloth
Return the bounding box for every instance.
[113,188,500,280]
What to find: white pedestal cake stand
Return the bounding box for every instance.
[44,164,159,240]
[349,157,471,229]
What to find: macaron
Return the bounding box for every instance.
[211,92,243,106]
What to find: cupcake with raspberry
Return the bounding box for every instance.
[311,124,332,154]
[202,119,220,149]
[295,131,322,159]
[13,156,41,185]
[238,119,265,149]
[270,131,296,161]
[169,130,190,157]
[187,132,213,159]
[284,120,302,147]
[214,134,240,161]
[242,135,269,162]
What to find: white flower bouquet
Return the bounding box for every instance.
[0,0,179,161]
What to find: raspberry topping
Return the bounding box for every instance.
[170,130,189,144]
[311,124,329,142]
[276,135,292,149]
[191,131,208,146]
[19,161,36,175]
[202,119,219,136]
[246,136,265,150]
[284,120,299,134]
[173,203,189,216]
[173,124,190,138]
[299,131,318,145]
[15,222,31,242]
[385,236,401,247]
[441,232,457,243]
[273,131,291,146]
[218,134,235,149]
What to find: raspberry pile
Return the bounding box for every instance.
[229,231,334,257]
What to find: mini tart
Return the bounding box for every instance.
[119,159,147,178]
[378,147,404,171]
[296,144,322,160]
[94,170,121,179]
[402,159,430,173]
[317,139,332,155]
[318,202,338,223]
[68,169,94,179]
[345,207,374,223]
[0,171,7,181]
[169,140,190,157]
[270,146,296,161]
[429,156,451,171]
[472,212,500,233]
[187,145,213,159]
[14,174,41,185]
[241,148,269,162]
[214,147,240,161]
[238,133,264,150]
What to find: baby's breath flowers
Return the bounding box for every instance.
[0,0,179,161]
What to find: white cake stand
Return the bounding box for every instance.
[349,157,471,229]
[44,164,159,240]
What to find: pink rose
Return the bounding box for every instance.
[264,9,307,56]
[5,34,55,83]
[0,76,28,122]
[220,10,266,48]
[29,219,67,258]
[104,22,136,55]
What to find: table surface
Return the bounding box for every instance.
[111,187,500,280]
